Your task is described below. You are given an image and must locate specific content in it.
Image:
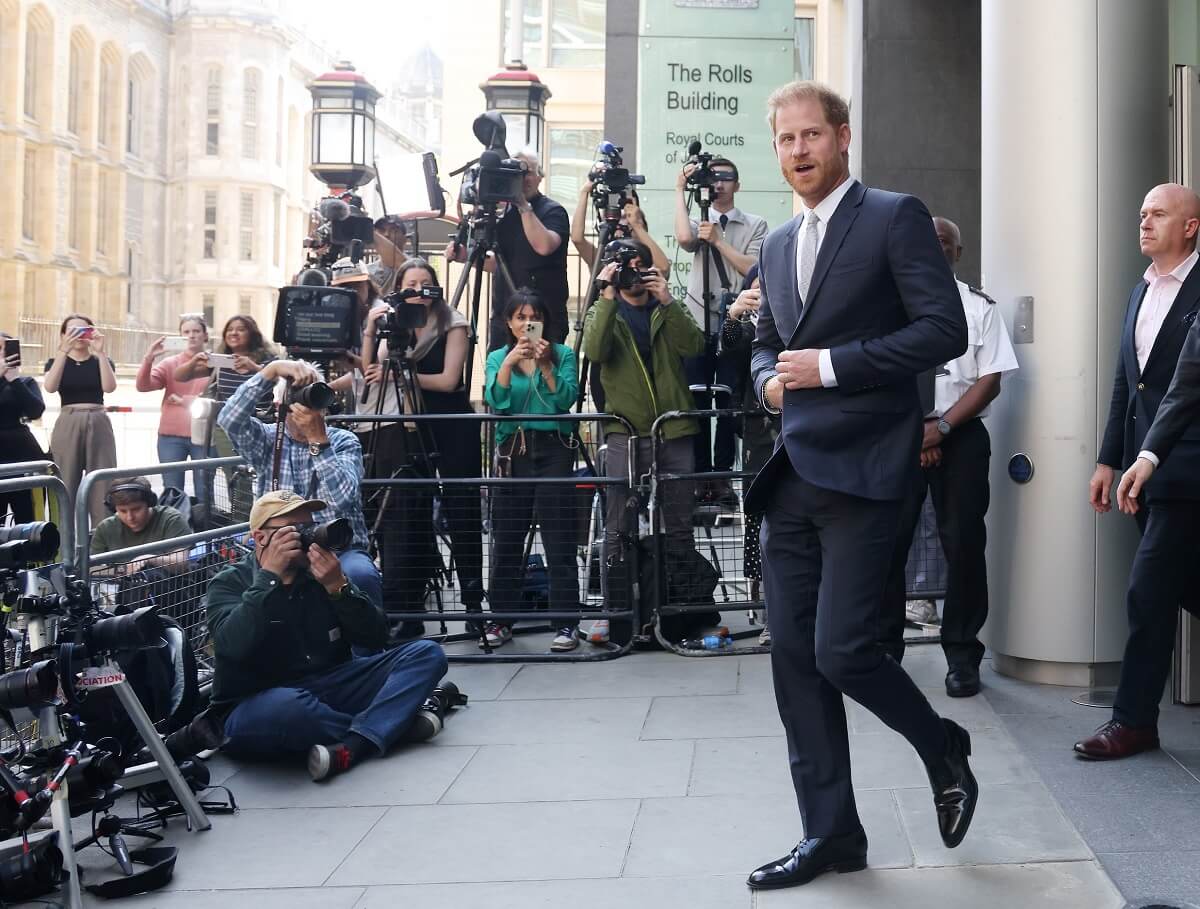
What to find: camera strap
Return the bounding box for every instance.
[271,401,287,492]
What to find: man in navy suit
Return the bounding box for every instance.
[743,81,978,891]
[1089,184,1200,760]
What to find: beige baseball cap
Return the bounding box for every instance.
[249,489,328,531]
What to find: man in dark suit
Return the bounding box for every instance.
[1089,183,1200,759]
[743,81,977,892]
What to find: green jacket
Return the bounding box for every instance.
[582,295,705,439]
[206,554,389,704]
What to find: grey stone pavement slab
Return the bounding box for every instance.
[39,641,1183,908]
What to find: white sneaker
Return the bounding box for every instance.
[584,619,610,644]
[480,623,513,648]
[758,624,771,646]
[551,628,580,652]
[905,599,940,627]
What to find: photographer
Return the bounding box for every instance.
[484,288,581,651]
[44,313,118,526]
[208,490,447,781]
[0,331,47,523]
[570,184,669,273]
[362,258,483,638]
[215,358,382,610]
[673,157,768,491]
[91,477,190,559]
[368,216,409,296]
[445,150,571,350]
[581,239,704,643]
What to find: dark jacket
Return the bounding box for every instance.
[206,554,389,704]
[582,293,705,439]
[746,181,966,509]
[1137,270,1200,489]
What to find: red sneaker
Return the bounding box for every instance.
[308,743,353,781]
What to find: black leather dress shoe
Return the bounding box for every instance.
[926,718,978,848]
[945,666,981,698]
[746,828,868,890]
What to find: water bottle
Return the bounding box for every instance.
[682,632,734,651]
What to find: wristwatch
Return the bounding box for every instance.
[328,580,351,600]
[936,418,953,437]
[308,441,331,456]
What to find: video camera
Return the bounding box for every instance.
[684,140,737,206]
[588,141,645,224]
[297,193,376,285]
[457,112,526,209]
[602,240,657,292]
[376,286,438,345]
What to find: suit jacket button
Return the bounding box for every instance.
[1137,383,1145,391]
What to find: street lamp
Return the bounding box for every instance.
[308,61,381,189]
[479,63,551,159]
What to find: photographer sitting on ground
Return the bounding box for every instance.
[91,477,191,560]
[216,358,382,609]
[582,239,705,644]
[207,490,447,781]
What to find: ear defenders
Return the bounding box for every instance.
[104,483,158,513]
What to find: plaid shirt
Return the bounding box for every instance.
[217,372,369,550]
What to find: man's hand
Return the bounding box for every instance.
[265,360,321,386]
[259,525,303,577]
[920,446,943,469]
[697,221,723,246]
[775,349,822,390]
[1088,464,1116,514]
[597,262,619,300]
[922,419,943,451]
[289,402,328,444]
[309,544,348,596]
[1116,458,1156,514]
[676,165,696,191]
[642,270,671,304]
[443,240,467,264]
[579,179,594,200]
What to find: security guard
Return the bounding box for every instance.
[883,216,1019,697]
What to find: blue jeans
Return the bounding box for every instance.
[223,640,447,756]
[157,435,214,503]
[339,548,382,612]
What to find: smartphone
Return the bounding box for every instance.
[207,352,236,370]
[76,326,96,340]
[162,336,188,353]
[525,321,544,344]
[3,338,19,367]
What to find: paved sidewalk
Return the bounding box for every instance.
[61,642,1132,908]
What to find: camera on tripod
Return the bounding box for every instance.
[588,141,646,224]
[297,192,376,286]
[602,240,657,292]
[684,140,737,204]
[377,286,438,343]
[458,111,526,209]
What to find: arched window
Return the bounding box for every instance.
[242,68,259,159]
[126,77,139,154]
[68,41,82,134]
[23,13,44,120]
[275,76,284,166]
[21,147,36,240]
[98,47,120,149]
[205,67,221,155]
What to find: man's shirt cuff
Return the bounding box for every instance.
[1136,450,1160,468]
[818,349,838,388]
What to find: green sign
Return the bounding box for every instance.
[636,0,797,300]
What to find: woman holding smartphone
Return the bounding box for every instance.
[43,313,118,525]
[0,332,48,523]
[484,288,581,651]
[365,258,483,639]
[137,316,213,498]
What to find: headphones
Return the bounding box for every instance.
[104,482,158,513]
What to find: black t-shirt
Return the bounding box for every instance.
[492,193,570,328]
[0,376,45,429]
[44,356,114,405]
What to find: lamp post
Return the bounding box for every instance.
[308,61,381,190]
[479,63,551,158]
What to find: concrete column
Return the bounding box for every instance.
[981,0,1168,685]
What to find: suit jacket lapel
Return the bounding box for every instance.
[789,181,865,345]
[1144,266,1200,375]
[1124,283,1146,378]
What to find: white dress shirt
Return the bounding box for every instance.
[931,280,1019,417]
[795,177,855,387]
[1133,249,1198,467]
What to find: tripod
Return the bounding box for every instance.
[22,611,210,909]
[572,214,619,412]
[446,205,518,391]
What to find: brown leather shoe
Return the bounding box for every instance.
[1073,720,1159,760]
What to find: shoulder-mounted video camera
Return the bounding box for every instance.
[589,141,645,223]
[297,193,375,285]
[458,112,526,209]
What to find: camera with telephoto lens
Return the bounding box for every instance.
[0,522,60,570]
[602,240,657,292]
[0,659,58,711]
[458,112,526,209]
[588,141,645,223]
[284,377,336,411]
[684,140,737,195]
[298,518,352,553]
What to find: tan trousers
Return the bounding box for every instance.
[51,405,117,527]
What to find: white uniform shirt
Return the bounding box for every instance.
[931,279,1019,418]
